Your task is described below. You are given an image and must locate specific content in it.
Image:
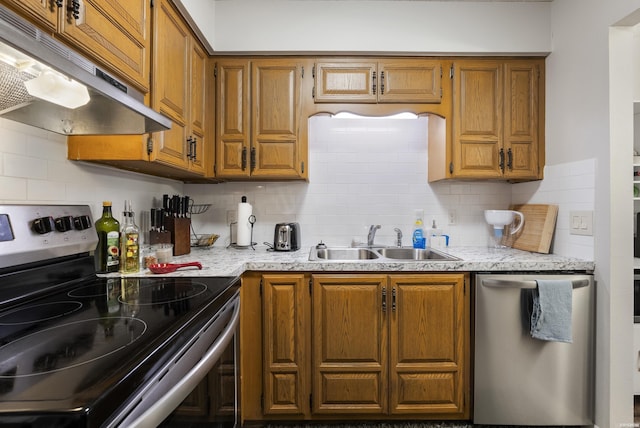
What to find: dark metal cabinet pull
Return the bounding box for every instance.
[380,71,385,95]
[507,148,513,170]
[55,0,63,7]
[391,287,396,312]
[68,0,80,20]
[499,148,505,172]
[250,147,256,171]
[381,287,386,312]
[372,71,377,95]
[241,147,247,170]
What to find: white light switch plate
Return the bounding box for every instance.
[569,210,593,236]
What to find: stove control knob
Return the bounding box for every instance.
[32,216,55,234]
[73,215,92,230]
[55,216,74,232]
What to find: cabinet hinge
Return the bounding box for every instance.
[308,278,312,295]
[150,0,154,8]
[440,65,443,78]
[301,161,305,174]
[450,64,454,79]
[449,162,453,174]
[146,136,153,155]
[312,64,315,78]
[312,86,315,99]
[301,66,304,79]
[260,278,263,297]
[214,65,218,78]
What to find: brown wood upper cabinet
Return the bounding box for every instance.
[215,58,309,180]
[445,59,544,181]
[67,0,214,181]
[3,0,151,93]
[314,59,442,104]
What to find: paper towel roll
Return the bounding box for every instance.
[237,198,253,246]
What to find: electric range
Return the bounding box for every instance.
[0,205,240,427]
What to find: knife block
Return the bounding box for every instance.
[165,217,191,256]
[149,230,172,245]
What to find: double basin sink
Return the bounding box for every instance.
[309,246,460,261]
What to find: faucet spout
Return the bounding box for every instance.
[393,227,403,247]
[367,224,381,247]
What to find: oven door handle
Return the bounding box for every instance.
[127,297,240,428]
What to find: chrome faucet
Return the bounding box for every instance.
[394,228,403,247]
[367,224,381,247]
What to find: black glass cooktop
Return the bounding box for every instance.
[0,256,239,426]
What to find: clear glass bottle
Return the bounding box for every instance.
[119,200,140,273]
[95,201,120,273]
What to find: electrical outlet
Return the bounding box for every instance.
[227,210,237,225]
[448,210,457,225]
[569,210,593,236]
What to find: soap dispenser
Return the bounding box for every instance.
[412,210,425,249]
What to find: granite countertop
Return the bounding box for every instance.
[117,245,595,278]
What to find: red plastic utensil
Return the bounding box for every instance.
[147,262,202,274]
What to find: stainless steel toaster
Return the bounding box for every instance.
[273,223,301,251]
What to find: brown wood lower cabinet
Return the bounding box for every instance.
[240,272,470,424]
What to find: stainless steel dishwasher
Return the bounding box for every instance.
[474,273,594,425]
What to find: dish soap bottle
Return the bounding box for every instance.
[120,200,140,273]
[95,201,120,273]
[412,209,425,249]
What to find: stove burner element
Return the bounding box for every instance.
[0,301,83,325]
[0,317,147,378]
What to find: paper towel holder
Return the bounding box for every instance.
[228,214,257,250]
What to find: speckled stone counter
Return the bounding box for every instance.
[116,245,595,278]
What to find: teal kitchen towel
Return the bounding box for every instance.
[530,279,573,343]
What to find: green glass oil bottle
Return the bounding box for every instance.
[95,201,120,273]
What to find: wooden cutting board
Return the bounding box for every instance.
[504,204,559,253]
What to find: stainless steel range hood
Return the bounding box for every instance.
[0,5,171,135]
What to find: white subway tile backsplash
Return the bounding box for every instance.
[4,154,48,179]
[0,176,27,200]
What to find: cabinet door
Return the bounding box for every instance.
[251,59,303,178]
[503,61,540,180]
[187,40,207,175]
[3,0,58,32]
[452,61,503,178]
[215,60,251,178]
[378,60,442,103]
[58,0,150,93]
[262,274,309,415]
[151,0,189,169]
[312,274,388,414]
[314,62,377,103]
[388,274,466,415]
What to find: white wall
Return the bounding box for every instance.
[211,0,551,54]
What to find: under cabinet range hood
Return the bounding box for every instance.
[0,5,171,135]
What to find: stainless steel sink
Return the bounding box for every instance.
[376,247,460,261]
[311,247,379,260]
[309,246,459,261]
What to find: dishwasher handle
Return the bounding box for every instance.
[481,278,590,289]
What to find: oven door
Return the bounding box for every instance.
[107,294,240,428]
